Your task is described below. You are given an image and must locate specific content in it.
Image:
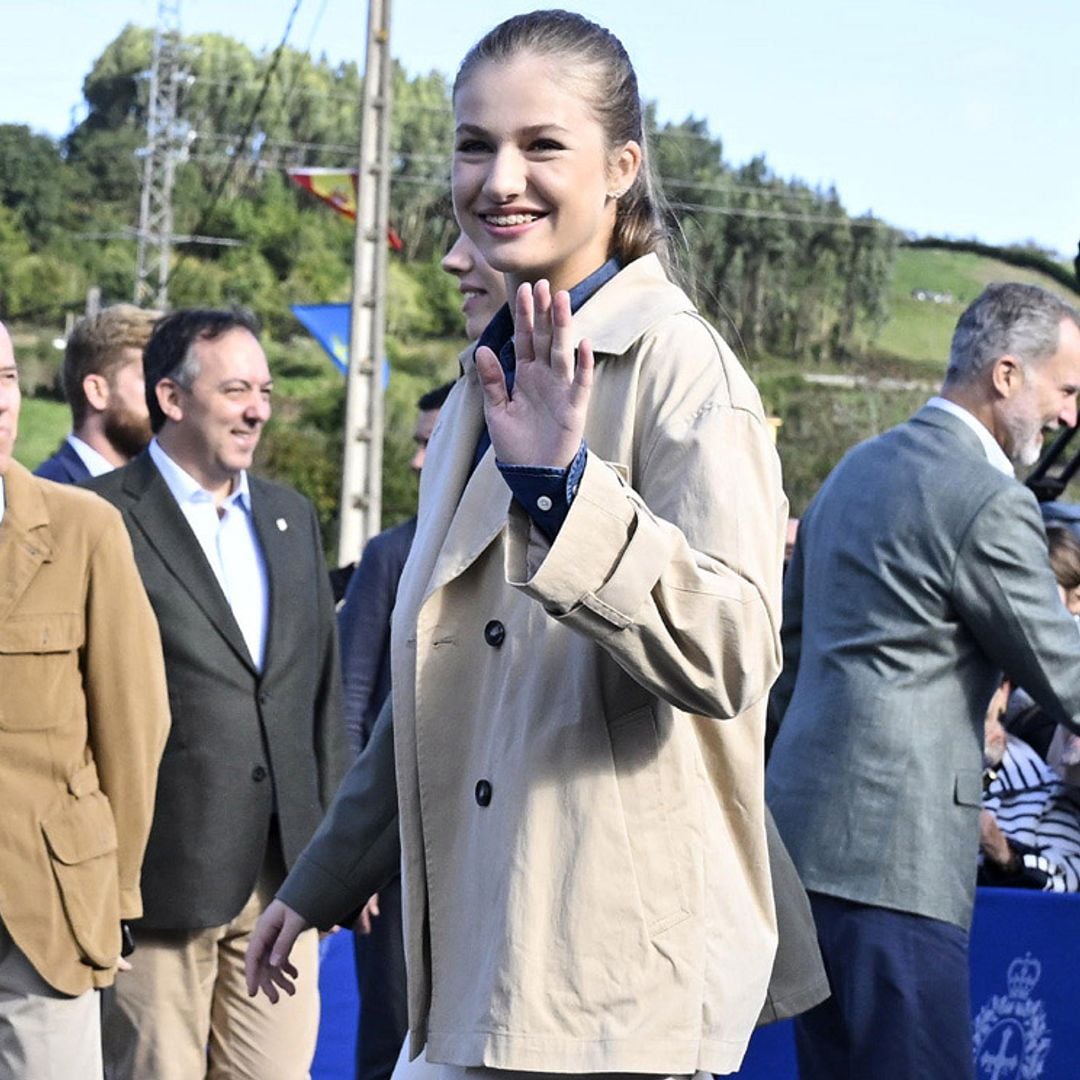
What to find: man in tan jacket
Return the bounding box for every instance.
[0,320,169,1078]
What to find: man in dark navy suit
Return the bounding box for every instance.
[35,304,159,483]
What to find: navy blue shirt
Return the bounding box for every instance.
[475,258,620,541]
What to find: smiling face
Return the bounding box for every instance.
[155,327,272,502]
[0,323,20,475]
[440,231,507,340]
[998,318,1080,466]
[452,52,640,295]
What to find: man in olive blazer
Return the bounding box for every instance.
[768,284,1080,1079]
[0,321,169,1075]
[87,310,347,1079]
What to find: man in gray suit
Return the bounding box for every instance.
[88,309,347,1079]
[767,283,1080,1079]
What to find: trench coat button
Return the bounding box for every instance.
[251,765,268,782]
[484,620,505,648]
[475,779,492,807]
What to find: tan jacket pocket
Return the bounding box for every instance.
[0,613,83,732]
[609,706,690,937]
[41,786,121,969]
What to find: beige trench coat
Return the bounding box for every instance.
[0,463,169,993]
[393,254,786,1075]
[283,254,788,1075]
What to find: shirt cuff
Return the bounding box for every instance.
[497,441,587,542]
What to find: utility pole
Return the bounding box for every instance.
[134,0,187,308]
[337,0,393,564]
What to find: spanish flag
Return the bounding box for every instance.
[286,168,403,251]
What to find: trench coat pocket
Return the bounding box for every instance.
[0,612,82,732]
[609,705,690,937]
[41,786,121,969]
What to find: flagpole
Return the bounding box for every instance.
[338,0,393,565]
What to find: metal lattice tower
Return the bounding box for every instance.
[134,1,187,308]
[337,0,394,564]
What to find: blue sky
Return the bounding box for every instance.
[1,0,1075,257]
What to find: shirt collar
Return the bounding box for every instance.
[149,437,252,511]
[475,257,623,367]
[67,433,116,478]
[926,396,1015,477]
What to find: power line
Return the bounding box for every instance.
[164,0,304,289]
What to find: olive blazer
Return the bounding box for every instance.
[282,255,787,1075]
[0,462,169,994]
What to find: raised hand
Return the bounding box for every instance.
[474,279,593,468]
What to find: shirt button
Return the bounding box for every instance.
[251,765,268,782]
[484,620,505,648]
[536,495,553,512]
[475,779,492,807]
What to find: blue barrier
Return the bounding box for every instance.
[314,888,1080,1080]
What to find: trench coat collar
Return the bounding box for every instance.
[409,365,511,606]
[119,450,259,674]
[414,255,692,605]
[458,254,692,384]
[0,461,53,621]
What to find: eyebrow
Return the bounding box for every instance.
[455,122,572,137]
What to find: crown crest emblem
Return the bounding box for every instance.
[1006,953,1041,1000]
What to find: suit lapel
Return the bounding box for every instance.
[0,464,52,622]
[123,454,256,673]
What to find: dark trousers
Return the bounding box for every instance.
[353,875,408,1080]
[795,892,973,1080]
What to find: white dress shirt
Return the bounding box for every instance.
[67,434,117,478]
[149,438,269,670]
[926,396,1015,477]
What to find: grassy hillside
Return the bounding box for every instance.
[873,248,1078,371]
[14,398,68,470]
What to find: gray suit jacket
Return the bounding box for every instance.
[86,451,348,929]
[767,405,1080,929]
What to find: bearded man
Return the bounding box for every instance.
[36,305,159,483]
[767,282,1080,1080]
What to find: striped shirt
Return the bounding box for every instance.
[983,734,1080,892]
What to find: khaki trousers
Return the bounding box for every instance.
[0,918,102,1080]
[103,849,320,1080]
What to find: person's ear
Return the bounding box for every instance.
[82,372,111,412]
[991,355,1025,399]
[155,378,185,423]
[607,140,643,200]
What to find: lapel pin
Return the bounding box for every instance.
[276,518,288,532]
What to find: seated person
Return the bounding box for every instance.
[1004,524,1080,758]
[981,680,1080,891]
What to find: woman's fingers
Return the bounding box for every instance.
[572,337,595,399]
[548,289,576,380]
[514,282,535,365]
[475,344,510,412]
[531,280,553,369]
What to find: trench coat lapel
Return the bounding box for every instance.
[408,365,511,608]
[122,453,256,673]
[0,463,52,622]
